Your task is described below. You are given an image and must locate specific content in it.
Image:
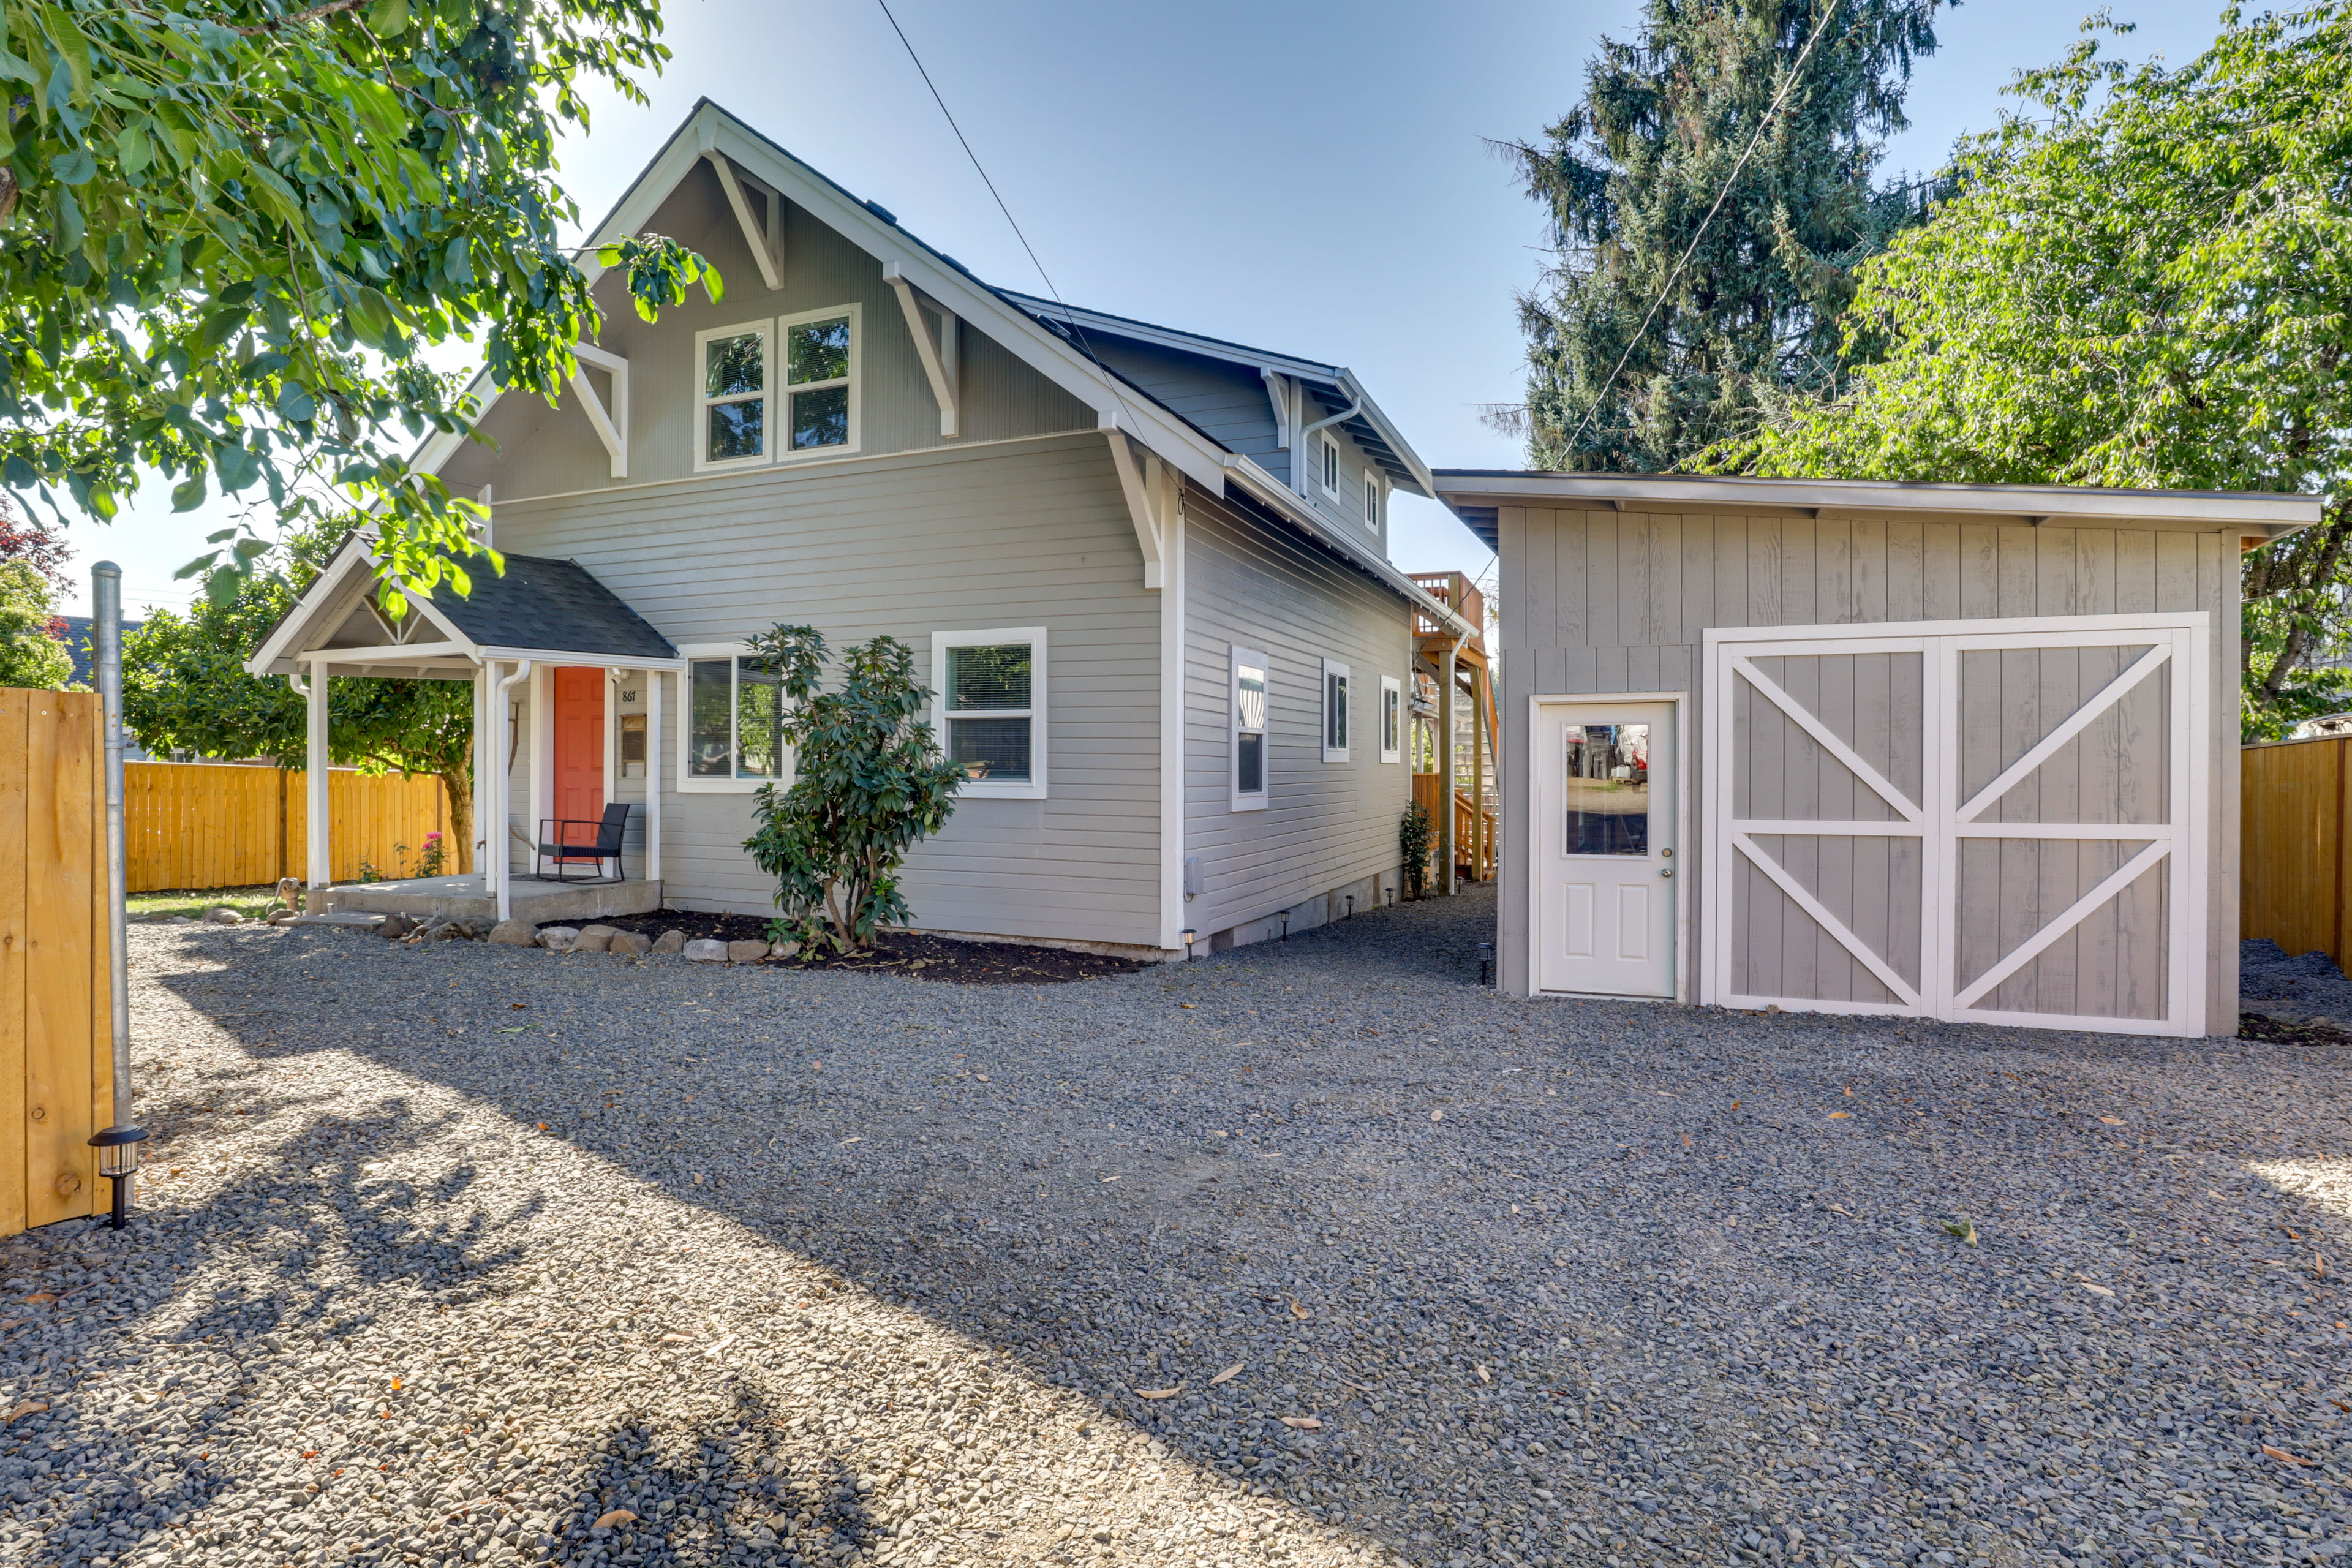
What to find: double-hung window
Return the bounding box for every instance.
[1364,472,1382,531]
[681,646,787,791]
[693,306,860,471]
[1321,658,1351,763]
[1379,674,1402,763]
[696,323,771,467]
[1316,432,1341,495]
[1231,645,1268,812]
[933,628,1046,799]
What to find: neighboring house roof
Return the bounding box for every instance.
[246,540,677,679]
[407,99,1476,638]
[1430,469,2326,552]
[58,614,141,690]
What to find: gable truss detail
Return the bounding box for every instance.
[883,262,960,439]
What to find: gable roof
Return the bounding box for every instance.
[424,556,677,662]
[410,100,1474,631]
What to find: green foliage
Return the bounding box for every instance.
[123,516,477,863]
[0,558,70,689]
[0,0,717,614]
[739,624,963,952]
[1400,801,1436,899]
[1500,0,1947,472]
[1717,6,2352,736]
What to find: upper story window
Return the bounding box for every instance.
[699,323,771,466]
[933,627,1047,799]
[1364,472,1382,531]
[1231,644,1268,812]
[694,305,860,472]
[682,646,786,791]
[1317,432,1340,495]
[1380,674,1402,763]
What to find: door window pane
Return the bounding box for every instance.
[1564,723,1651,855]
[689,660,733,777]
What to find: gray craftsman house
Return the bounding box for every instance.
[249,99,1477,959]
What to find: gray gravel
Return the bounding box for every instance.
[2,889,2349,1568]
[2244,940,2352,1029]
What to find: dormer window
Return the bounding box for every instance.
[694,306,861,471]
[1364,471,1382,531]
[1317,431,1340,494]
[698,323,771,466]
[784,309,854,450]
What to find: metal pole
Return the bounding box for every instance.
[89,564,145,1231]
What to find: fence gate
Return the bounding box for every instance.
[1703,612,2209,1036]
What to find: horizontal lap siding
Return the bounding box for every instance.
[1500,507,2235,1030]
[493,434,1163,947]
[1182,488,1412,938]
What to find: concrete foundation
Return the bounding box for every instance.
[312,875,663,924]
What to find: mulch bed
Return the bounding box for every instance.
[2239,1010,2352,1048]
[546,909,1152,986]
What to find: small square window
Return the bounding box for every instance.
[934,628,1047,797]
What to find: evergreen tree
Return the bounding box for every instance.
[1501,0,1948,472]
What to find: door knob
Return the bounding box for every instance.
[1660,867,1673,878]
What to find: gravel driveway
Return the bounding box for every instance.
[2,889,2349,1568]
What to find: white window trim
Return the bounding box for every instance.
[1379,674,1402,764]
[1321,657,1351,763]
[1230,643,1268,813]
[691,320,774,473]
[676,643,793,794]
[1364,470,1385,533]
[932,626,1047,800]
[1316,431,1341,497]
[776,301,862,464]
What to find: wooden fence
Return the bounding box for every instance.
[2244,734,2352,971]
[126,761,451,892]
[0,689,111,1235]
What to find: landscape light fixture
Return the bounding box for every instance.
[89,1126,151,1231]
[1181,927,1198,962]
[1344,895,1355,919]
[1477,940,1495,987]
[1278,910,1291,941]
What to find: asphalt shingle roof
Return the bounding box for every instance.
[422,555,675,661]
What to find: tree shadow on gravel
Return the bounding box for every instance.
[137,898,2352,1568]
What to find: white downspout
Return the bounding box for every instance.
[493,659,533,921]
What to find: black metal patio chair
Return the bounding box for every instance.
[531,802,630,883]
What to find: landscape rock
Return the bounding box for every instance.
[487,919,540,947]
[651,929,687,955]
[682,937,729,963]
[609,931,652,957]
[203,907,244,925]
[377,914,414,940]
[770,939,801,959]
[572,924,618,954]
[726,938,769,963]
[537,925,580,953]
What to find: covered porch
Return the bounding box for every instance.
[245,540,682,925]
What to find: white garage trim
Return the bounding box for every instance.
[1703,610,2210,1037]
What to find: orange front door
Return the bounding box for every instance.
[551,668,605,846]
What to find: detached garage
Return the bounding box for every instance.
[1431,472,2323,1038]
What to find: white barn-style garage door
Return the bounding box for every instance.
[1702,612,2209,1036]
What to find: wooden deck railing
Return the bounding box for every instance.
[1412,771,1497,883]
[1410,571,1485,652]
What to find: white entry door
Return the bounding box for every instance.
[1533,701,1677,997]
[1702,611,2209,1036]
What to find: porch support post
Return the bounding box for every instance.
[1439,643,1458,895]
[647,668,663,886]
[471,665,489,878]
[491,658,533,923]
[304,657,331,889]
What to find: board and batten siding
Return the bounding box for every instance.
[492,432,1166,949]
[1182,486,1412,944]
[1498,506,2239,1034]
[440,161,1099,503]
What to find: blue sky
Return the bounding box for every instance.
[63,0,2237,616]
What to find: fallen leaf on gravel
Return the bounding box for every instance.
[2100,1116,2124,1125]
[2285,1227,2304,1242]
[841,1137,862,1145]
[1289,1298,1311,1319]
[1731,1100,1741,1110]
[1100,1175,1120,1183]
[1210,1364,1244,1385]
[1280,1415,1322,1430]
[2078,1281,2116,1298]
[21,1293,53,1305]
[1134,1386,1182,1400]
[1844,1086,1854,1097]
[1475,1363,1491,1385]
[2208,1189,2231,1201]
[1337,1376,1372,1392]
[1829,1112,1851,1120]
[1942,1219,1978,1246]
[657,1332,696,1344]
[2,1401,45,1424]
[390,1378,401,1390]
[2264,1444,2314,1467]
[594,1509,638,1528]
